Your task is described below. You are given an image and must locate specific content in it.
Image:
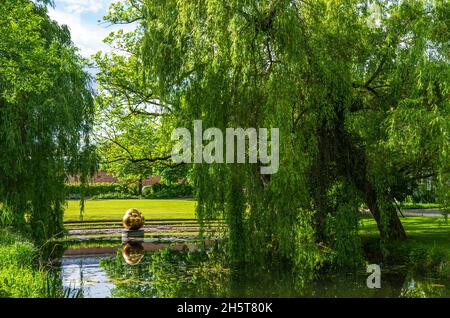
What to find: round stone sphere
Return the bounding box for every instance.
[122,208,145,230]
[121,242,145,265]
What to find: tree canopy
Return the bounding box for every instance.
[0,0,95,241]
[93,0,184,192]
[140,0,449,269]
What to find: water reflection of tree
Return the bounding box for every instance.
[99,249,157,298]
[99,247,450,298]
[100,248,231,298]
[99,247,325,297]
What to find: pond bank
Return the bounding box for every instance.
[0,229,61,297]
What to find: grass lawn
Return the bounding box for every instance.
[64,199,196,222]
[360,216,450,261]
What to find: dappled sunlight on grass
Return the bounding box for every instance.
[360,216,450,257]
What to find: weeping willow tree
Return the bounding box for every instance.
[0,0,95,242]
[141,0,449,269]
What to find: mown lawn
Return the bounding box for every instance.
[360,216,450,258]
[64,199,196,222]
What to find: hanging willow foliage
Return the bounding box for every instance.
[141,0,449,269]
[0,0,96,242]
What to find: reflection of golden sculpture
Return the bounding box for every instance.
[122,208,145,230]
[122,242,145,265]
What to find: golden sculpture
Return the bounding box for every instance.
[121,242,145,265]
[122,208,145,230]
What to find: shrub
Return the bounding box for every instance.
[66,182,194,200]
[143,183,193,199]
[65,183,132,198]
[408,246,447,271]
[91,193,142,200]
[410,182,437,203]
[408,247,428,269]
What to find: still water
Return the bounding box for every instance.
[62,256,115,298]
[59,241,450,298]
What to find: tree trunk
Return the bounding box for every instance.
[362,176,407,241]
[138,178,143,196]
[344,138,407,242]
[311,126,334,243]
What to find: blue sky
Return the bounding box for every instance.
[48,0,133,58]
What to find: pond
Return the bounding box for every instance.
[57,240,450,298]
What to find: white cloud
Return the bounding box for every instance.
[56,0,105,14]
[48,8,111,57]
[48,1,134,58]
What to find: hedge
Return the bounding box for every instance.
[65,183,131,199]
[66,182,194,199]
[142,183,193,199]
